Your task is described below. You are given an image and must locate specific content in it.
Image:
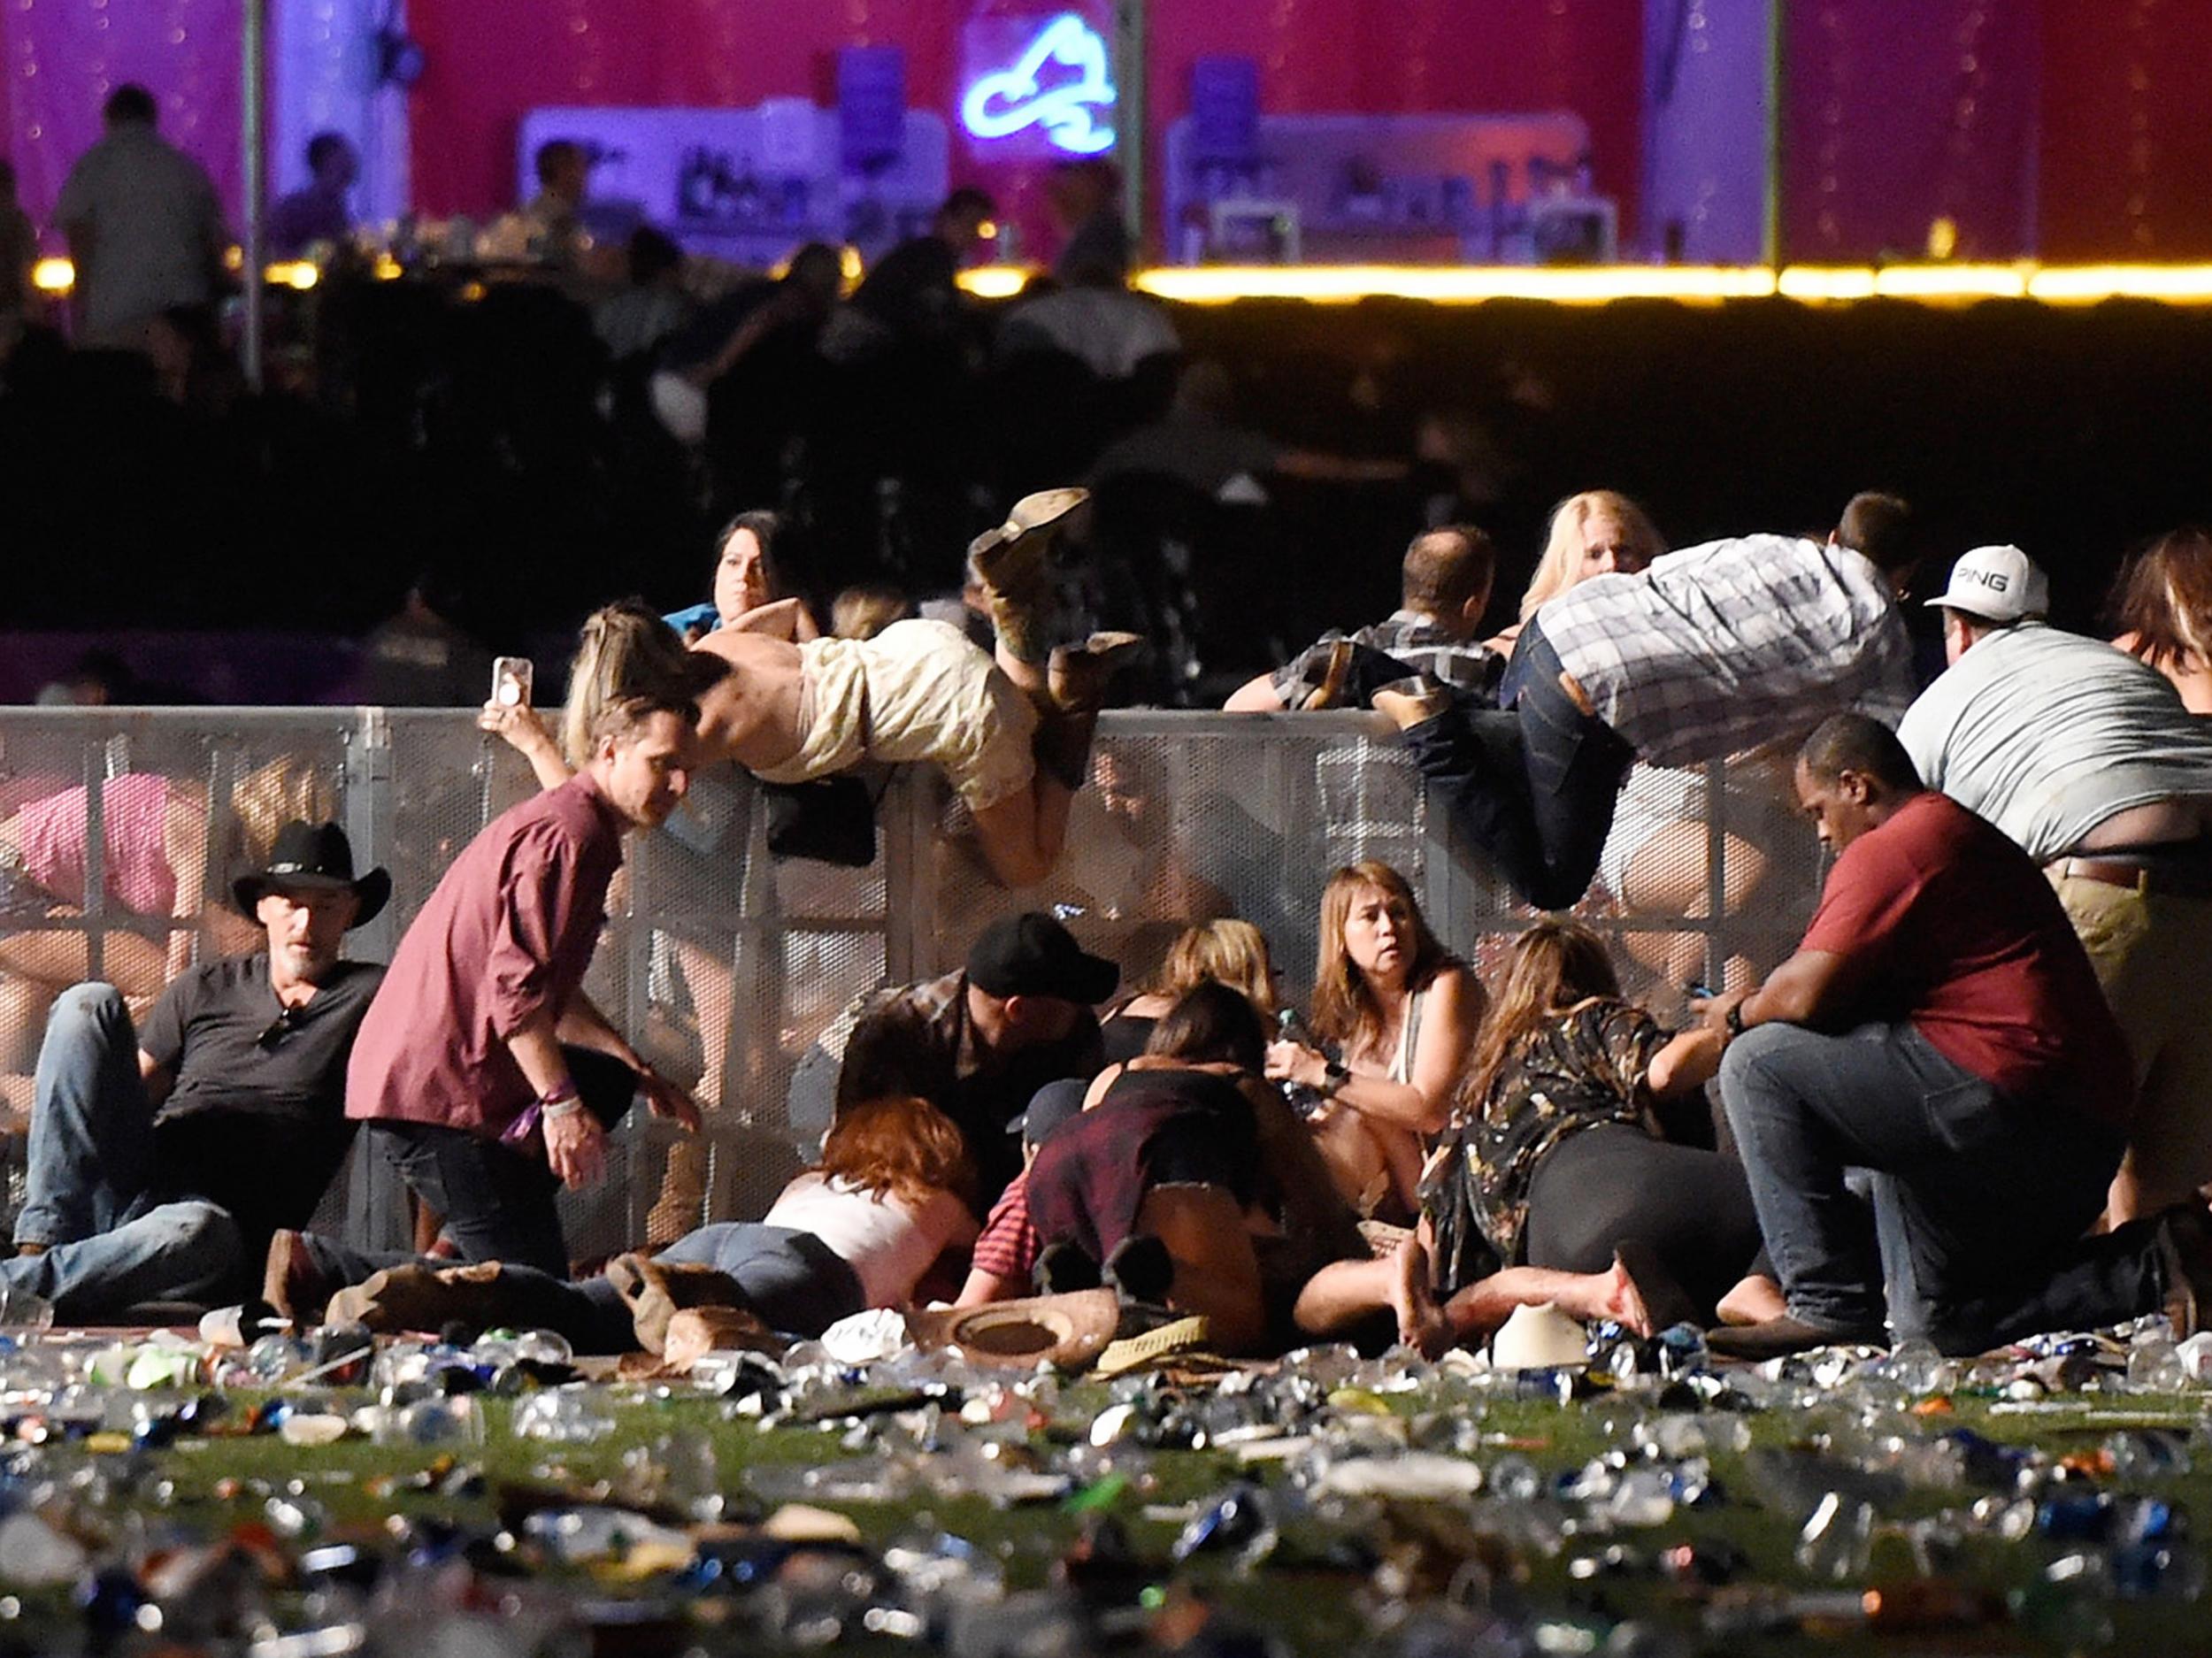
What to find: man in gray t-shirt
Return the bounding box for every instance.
[1899,543,2212,1224]
[56,85,229,349]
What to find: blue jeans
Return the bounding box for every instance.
[295,1048,642,1289]
[314,1222,866,1354]
[492,1223,867,1352]
[4,984,245,1315]
[1718,1019,2155,1355]
[1400,622,1635,910]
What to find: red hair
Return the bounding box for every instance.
[821,1095,979,1209]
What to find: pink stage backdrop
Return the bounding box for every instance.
[401,0,1645,258]
[5,0,247,243]
[5,0,2212,265]
[2039,0,2212,259]
[1782,0,2040,263]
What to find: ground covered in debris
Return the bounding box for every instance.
[0,1321,2207,1656]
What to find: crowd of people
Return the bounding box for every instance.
[5,471,2212,1374]
[13,84,2212,1369]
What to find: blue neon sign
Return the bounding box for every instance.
[961,13,1117,156]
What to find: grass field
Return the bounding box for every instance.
[0,1337,2207,1655]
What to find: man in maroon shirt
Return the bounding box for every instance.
[268,694,704,1312]
[1701,714,2209,1359]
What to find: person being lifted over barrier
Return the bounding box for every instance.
[1898,543,2212,1224]
[1371,491,1922,911]
[550,490,1140,887]
[3,822,385,1319]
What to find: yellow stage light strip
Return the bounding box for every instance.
[28,256,2212,308]
[960,263,2212,307]
[2027,265,2212,303]
[956,266,1032,300]
[1129,264,1783,303]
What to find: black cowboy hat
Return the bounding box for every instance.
[231,820,390,927]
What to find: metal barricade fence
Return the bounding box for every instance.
[0,708,1825,1263]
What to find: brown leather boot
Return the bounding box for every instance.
[605,1252,752,1355]
[326,1260,512,1334]
[662,1305,784,1368]
[1047,631,1146,714]
[968,488,1091,664]
[646,1140,710,1246]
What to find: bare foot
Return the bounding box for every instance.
[1388,1236,1452,1358]
[1716,1273,1786,1327]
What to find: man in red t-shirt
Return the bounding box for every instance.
[1701,714,2208,1359]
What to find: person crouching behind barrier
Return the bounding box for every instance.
[1265,862,1482,1224]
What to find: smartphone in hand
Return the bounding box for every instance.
[491,656,534,709]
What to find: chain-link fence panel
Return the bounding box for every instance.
[904,716,1823,1026]
[0,707,1826,1260]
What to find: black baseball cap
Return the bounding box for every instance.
[966,912,1119,1005]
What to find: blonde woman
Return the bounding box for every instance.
[526,493,1133,888]
[1479,488,1770,996]
[1099,917,1278,1063]
[1486,489,1664,657]
[0,756,327,1002]
[1266,862,1482,1221]
[0,756,330,1111]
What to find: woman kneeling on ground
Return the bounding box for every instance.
[1294,921,1771,1355]
[323,1094,979,1360]
[1099,917,1279,1064]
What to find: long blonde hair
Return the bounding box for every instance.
[1518,490,1666,621]
[1310,862,1454,1056]
[1143,918,1279,1017]
[560,600,730,766]
[1461,921,1620,1109]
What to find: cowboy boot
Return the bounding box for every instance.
[968,487,1092,664]
[325,1260,514,1335]
[1047,631,1146,715]
[662,1305,784,1368]
[605,1252,753,1355]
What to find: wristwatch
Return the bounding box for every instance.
[1724,1001,1748,1037]
[1323,1059,1352,1094]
